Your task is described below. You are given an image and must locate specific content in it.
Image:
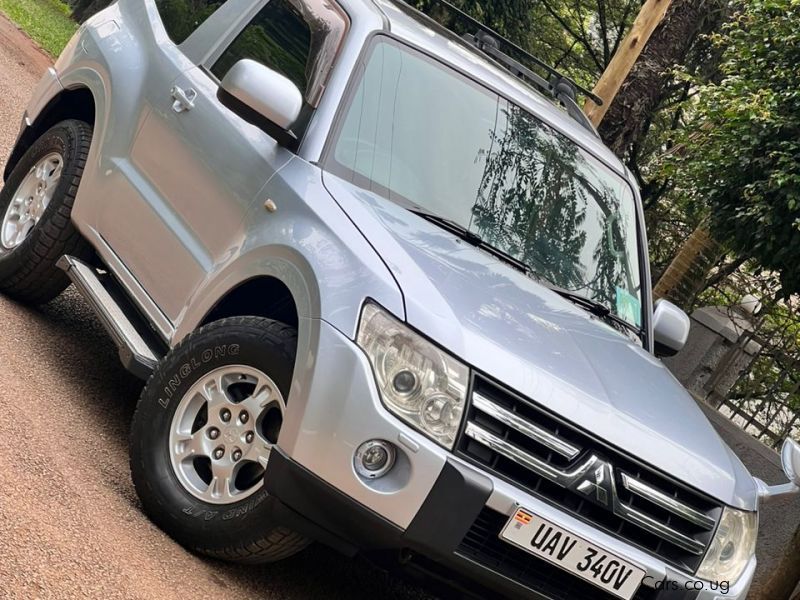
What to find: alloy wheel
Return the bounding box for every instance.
[168,364,286,505]
[0,152,63,250]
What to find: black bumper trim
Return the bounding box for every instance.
[264,448,404,555]
[264,449,688,600]
[404,458,493,556]
[264,448,493,558]
[264,449,555,598]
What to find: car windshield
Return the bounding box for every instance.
[327,39,643,327]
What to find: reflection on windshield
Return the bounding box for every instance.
[473,104,639,322]
[329,39,642,326]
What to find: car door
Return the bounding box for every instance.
[97,0,316,326]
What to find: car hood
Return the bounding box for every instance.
[323,174,757,510]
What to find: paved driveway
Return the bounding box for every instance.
[0,15,432,600]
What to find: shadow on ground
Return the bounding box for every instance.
[22,287,437,600]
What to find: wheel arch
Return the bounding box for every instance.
[3,86,97,181]
[199,276,300,331]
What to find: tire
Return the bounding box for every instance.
[130,316,308,563]
[0,119,92,304]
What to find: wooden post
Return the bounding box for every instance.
[653,220,723,305]
[583,0,675,126]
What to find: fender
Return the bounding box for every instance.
[175,244,322,344]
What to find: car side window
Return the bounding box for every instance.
[155,0,230,45]
[211,0,312,96]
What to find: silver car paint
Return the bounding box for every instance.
[81,0,288,323]
[653,299,693,353]
[43,0,402,338]
[11,0,758,593]
[285,317,755,598]
[322,173,757,511]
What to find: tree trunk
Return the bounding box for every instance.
[598,0,725,157]
[653,221,723,308]
[583,0,675,127]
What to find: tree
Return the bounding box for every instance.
[652,220,723,305]
[69,0,220,24]
[597,0,728,158]
[583,0,731,307]
[418,0,537,45]
[665,0,800,297]
[411,0,643,87]
[583,0,676,127]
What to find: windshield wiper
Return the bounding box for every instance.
[547,286,643,337]
[410,209,533,275]
[409,208,643,339]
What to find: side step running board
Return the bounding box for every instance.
[57,255,162,380]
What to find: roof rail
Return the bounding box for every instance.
[404,0,602,136]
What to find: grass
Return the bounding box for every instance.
[0,0,77,57]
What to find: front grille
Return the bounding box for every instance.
[457,508,661,600]
[456,375,722,573]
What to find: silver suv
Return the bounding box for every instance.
[2,0,798,598]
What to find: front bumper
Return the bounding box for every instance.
[274,319,755,599]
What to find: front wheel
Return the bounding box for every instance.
[0,119,92,304]
[129,316,308,563]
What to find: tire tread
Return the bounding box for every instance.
[0,120,92,304]
[130,316,307,564]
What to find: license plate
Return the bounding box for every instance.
[500,509,645,600]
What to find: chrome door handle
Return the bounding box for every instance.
[170,85,196,113]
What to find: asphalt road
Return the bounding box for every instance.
[0,15,433,600]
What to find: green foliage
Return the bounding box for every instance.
[409,0,640,87]
[412,0,533,43]
[212,0,311,93]
[665,0,800,296]
[0,0,76,56]
[56,0,641,91]
[154,0,222,44]
[213,24,309,92]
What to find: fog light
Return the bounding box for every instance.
[354,440,396,479]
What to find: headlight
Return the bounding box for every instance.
[357,303,468,449]
[697,507,757,583]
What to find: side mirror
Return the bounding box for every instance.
[218,59,303,147]
[652,299,690,357]
[755,438,800,504]
[781,438,800,486]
